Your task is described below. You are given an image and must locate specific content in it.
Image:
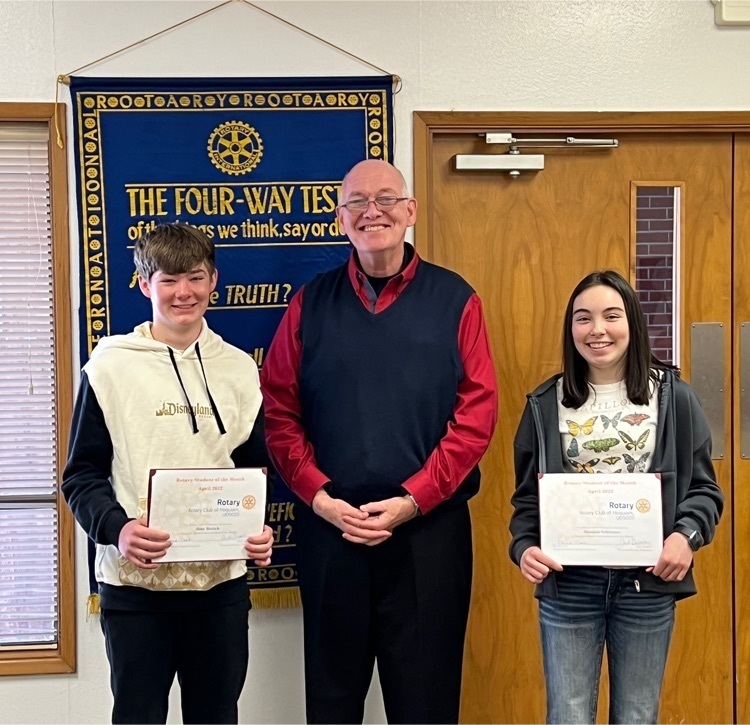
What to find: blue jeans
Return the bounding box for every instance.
[539,566,675,724]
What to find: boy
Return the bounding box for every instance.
[62,222,273,724]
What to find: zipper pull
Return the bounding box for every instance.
[634,579,641,592]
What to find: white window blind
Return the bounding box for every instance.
[0,123,59,648]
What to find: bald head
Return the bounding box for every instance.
[341,160,409,199]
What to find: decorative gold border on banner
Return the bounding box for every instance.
[74,86,391,357]
[75,99,109,357]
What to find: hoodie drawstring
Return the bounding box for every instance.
[167,344,226,435]
[168,347,199,434]
[195,342,226,435]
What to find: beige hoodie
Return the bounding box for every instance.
[84,321,262,590]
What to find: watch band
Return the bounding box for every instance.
[675,525,701,551]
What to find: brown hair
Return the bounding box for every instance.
[134,223,215,280]
[561,269,677,408]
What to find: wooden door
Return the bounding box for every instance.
[415,125,734,723]
[735,134,750,724]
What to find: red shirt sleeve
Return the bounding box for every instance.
[401,293,498,514]
[260,288,329,506]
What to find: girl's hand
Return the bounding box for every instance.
[647,532,693,581]
[520,546,563,584]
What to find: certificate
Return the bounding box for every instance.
[147,468,266,563]
[539,473,663,567]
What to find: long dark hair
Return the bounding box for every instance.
[561,270,676,408]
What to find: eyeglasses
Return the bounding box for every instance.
[338,196,409,213]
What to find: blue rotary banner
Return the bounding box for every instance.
[70,76,394,606]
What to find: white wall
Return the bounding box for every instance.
[0,1,748,722]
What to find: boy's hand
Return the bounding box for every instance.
[245,524,274,566]
[118,518,171,569]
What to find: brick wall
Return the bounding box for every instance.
[635,186,675,364]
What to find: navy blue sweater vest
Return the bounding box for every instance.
[299,259,481,508]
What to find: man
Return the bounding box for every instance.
[261,160,498,724]
[62,223,274,724]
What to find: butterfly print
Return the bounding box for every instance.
[572,458,600,473]
[583,438,619,453]
[601,412,622,430]
[567,438,579,458]
[622,413,650,427]
[619,429,650,451]
[602,455,621,465]
[566,417,597,437]
[623,452,649,473]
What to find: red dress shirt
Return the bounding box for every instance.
[260,250,498,514]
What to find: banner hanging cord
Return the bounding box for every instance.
[54,0,401,148]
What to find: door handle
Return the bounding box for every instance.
[691,323,725,460]
[742,323,750,459]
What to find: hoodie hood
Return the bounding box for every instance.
[89,319,224,360]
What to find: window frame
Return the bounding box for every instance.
[0,102,75,676]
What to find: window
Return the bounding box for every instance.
[633,183,682,367]
[0,104,74,675]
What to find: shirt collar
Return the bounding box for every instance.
[347,243,419,294]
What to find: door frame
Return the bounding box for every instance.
[413,110,750,723]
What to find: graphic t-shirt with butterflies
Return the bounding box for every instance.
[556,379,659,475]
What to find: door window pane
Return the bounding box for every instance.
[634,186,680,366]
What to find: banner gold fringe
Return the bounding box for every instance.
[85,588,299,613]
[86,593,101,617]
[250,586,301,609]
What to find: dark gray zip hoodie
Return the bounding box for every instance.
[509,369,724,599]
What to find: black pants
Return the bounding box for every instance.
[100,598,250,724]
[296,502,473,724]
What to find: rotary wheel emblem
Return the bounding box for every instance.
[207,121,263,176]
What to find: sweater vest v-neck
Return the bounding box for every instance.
[299,259,479,507]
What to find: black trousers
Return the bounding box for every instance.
[296,502,473,724]
[100,598,250,724]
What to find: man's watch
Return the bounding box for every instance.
[675,525,702,552]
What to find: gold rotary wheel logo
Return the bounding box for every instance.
[207,121,263,176]
[636,498,651,513]
[242,495,256,510]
